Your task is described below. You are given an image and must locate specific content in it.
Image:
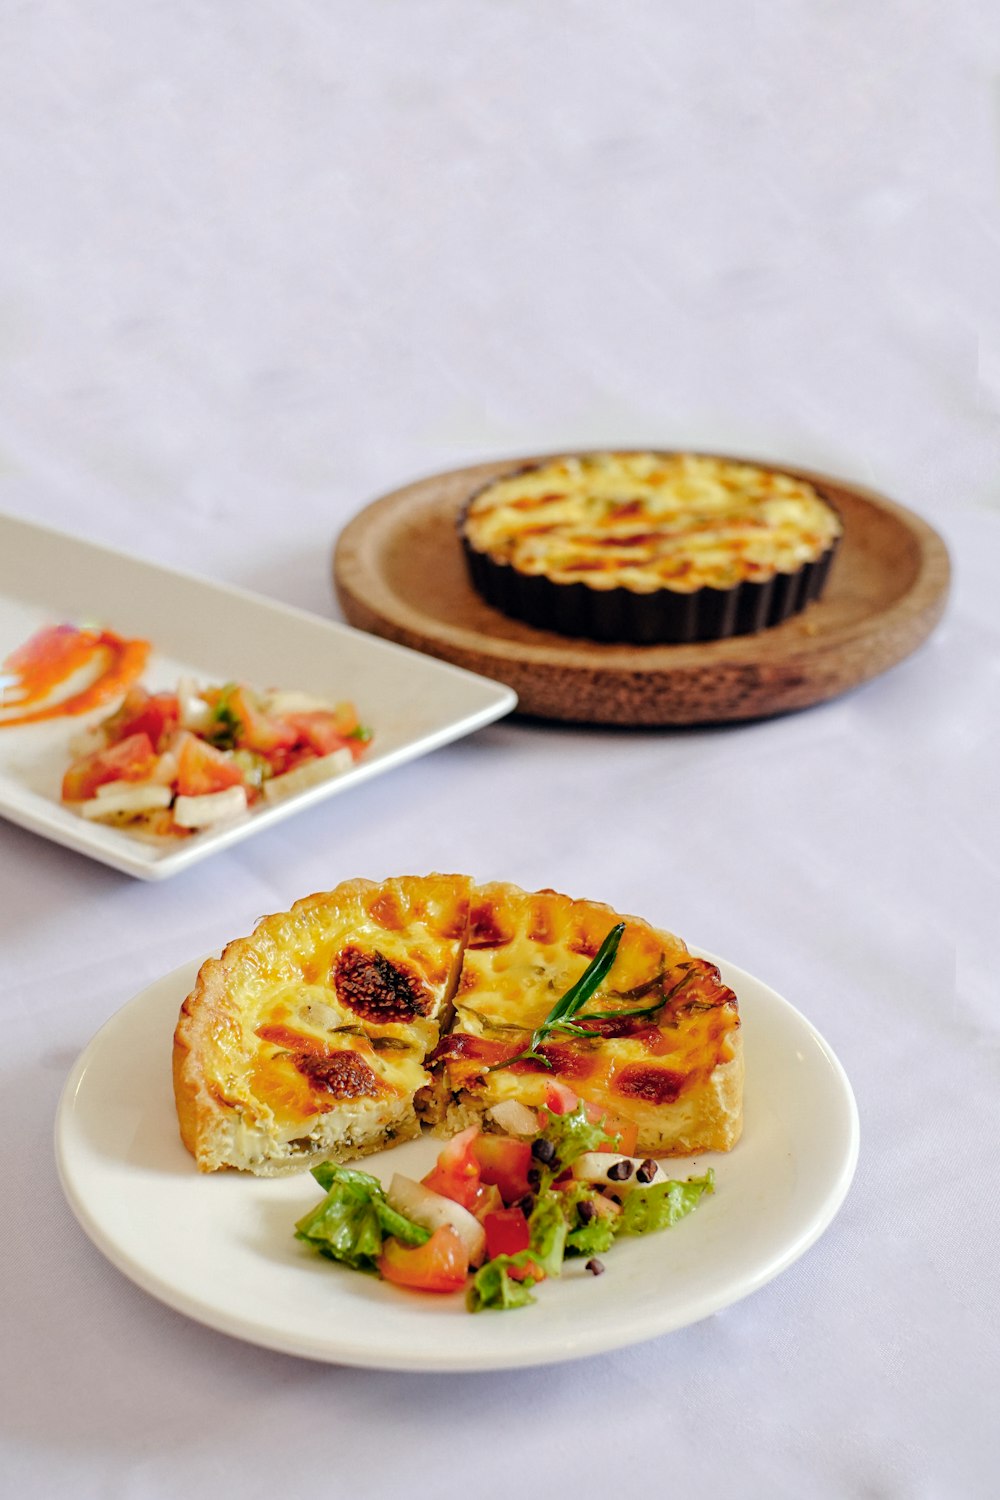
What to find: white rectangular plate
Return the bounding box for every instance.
[0,511,516,879]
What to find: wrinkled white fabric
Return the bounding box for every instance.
[1,4,998,1498]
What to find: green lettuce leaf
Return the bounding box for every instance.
[295,1163,429,1272]
[311,1161,380,1194]
[467,1252,541,1312]
[565,1212,617,1257]
[552,1181,619,1257]
[205,682,243,749]
[616,1170,715,1236]
[538,1103,616,1172]
[566,1217,617,1257]
[527,1192,570,1277]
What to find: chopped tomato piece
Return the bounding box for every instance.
[61,731,158,802]
[472,1134,534,1204]
[422,1166,504,1220]
[108,688,179,751]
[583,1103,640,1156]
[378,1226,468,1293]
[484,1208,531,1260]
[284,711,363,761]
[330,700,360,735]
[174,732,245,796]
[540,1080,579,1117]
[434,1125,481,1177]
[420,1165,476,1210]
[421,1125,483,1211]
[224,686,299,755]
[468,1181,504,1220]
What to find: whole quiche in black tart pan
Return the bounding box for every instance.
[458,451,843,645]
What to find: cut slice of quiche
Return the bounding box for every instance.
[173,874,472,1175]
[173,875,743,1174]
[430,882,743,1157]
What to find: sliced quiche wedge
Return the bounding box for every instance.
[430,882,743,1157]
[172,874,472,1175]
[173,875,743,1174]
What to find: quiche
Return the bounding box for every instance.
[459,451,842,643]
[173,875,743,1174]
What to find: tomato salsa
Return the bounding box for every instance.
[59,675,372,836]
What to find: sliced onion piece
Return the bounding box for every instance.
[177,677,213,732]
[386,1174,487,1266]
[262,689,332,716]
[95,777,149,800]
[570,1152,668,1193]
[173,786,248,828]
[81,784,172,821]
[487,1099,539,1138]
[148,749,179,787]
[263,748,353,803]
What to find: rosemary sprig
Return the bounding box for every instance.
[513,962,701,1042]
[544,998,665,1038]
[572,967,699,1024]
[486,922,626,1072]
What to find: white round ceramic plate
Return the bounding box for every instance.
[55,953,859,1371]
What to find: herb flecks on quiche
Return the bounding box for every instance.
[173,876,743,1175]
[460,451,842,644]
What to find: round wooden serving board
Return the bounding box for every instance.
[333,454,951,726]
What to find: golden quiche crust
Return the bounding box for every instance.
[173,875,743,1174]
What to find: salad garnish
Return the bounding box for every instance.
[295,1092,715,1312]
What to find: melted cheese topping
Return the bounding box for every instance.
[191,876,470,1136]
[463,452,842,593]
[440,883,739,1119]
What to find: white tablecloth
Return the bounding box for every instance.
[2,5,998,1497]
